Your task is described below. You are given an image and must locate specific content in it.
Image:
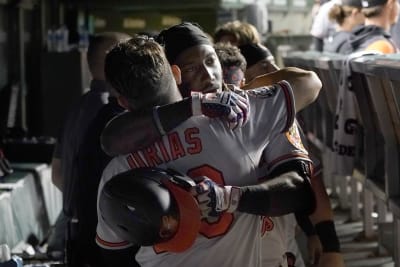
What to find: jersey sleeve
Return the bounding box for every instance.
[243,80,296,148]
[96,157,133,250]
[260,122,311,175]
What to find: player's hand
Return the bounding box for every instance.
[317,252,345,267]
[307,234,323,266]
[190,177,241,219]
[191,91,249,130]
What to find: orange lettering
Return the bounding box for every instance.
[185,127,202,154]
[168,132,186,160]
[132,151,147,167]
[157,141,170,162]
[126,154,139,169]
[143,144,163,167]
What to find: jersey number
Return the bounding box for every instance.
[187,164,234,238]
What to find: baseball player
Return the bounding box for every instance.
[213,41,316,267]
[96,34,320,267]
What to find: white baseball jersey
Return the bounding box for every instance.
[97,82,296,267]
[258,121,311,267]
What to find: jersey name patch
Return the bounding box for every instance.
[247,85,279,98]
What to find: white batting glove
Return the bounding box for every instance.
[190,177,241,219]
[191,91,250,130]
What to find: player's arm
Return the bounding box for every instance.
[101,98,192,156]
[101,91,249,156]
[192,160,316,218]
[310,170,342,259]
[241,67,322,112]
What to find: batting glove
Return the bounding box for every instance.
[191,91,250,130]
[191,177,241,218]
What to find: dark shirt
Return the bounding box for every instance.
[75,97,125,266]
[340,25,398,54]
[324,31,353,54]
[55,79,110,216]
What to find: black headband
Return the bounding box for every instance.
[156,22,213,64]
[239,43,273,68]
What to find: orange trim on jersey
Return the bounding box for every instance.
[95,234,130,248]
[365,40,396,54]
[265,152,311,172]
[279,81,295,133]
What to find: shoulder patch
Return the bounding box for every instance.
[285,124,306,152]
[246,84,279,98]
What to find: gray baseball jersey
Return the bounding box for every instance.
[97,81,296,267]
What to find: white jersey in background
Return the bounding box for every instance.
[310,0,338,47]
[96,82,296,267]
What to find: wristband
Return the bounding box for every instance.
[315,220,341,252]
[227,186,241,213]
[191,92,202,116]
[152,106,166,136]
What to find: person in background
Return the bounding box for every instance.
[239,41,345,267]
[324,0,365,53]
[214,20,261,46]
[48,32,130,266]
[390,0,400,47]
[238,42,278,81]
[213,41,319,267]
[214,42,247,87]
[342,0,399,53]
[310,0,339,51]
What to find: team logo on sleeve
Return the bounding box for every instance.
[246,84,279,98]
[285,124,306,151]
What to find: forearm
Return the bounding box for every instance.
[101,98,192,156]
[310,172,341,253]
[309,172,334,224]
[237,171,315,216]
[241,67,322,112]
[295,212,316,236]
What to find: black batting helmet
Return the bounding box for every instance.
[99,167,201,253]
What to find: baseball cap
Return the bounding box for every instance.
[341,0,363,7]
[99,167,201,253]
[156,22,213,64]
[239,43,274,68]
[361,0,388,7]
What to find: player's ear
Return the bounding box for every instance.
[171,65,182,85]
[117,96,131,110]
[240,78,246,88]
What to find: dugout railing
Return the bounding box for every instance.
[283,51,400,266]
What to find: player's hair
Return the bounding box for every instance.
[329,4,361,25]
[214,20,260,46]
[87,32,130,76]
[104,35,176,110]
[361,5,385,17]
[214,42,247,72]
